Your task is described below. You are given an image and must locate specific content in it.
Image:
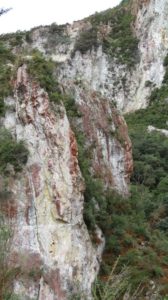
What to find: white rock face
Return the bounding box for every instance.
[2,1,168,298]
[29,0,168,113]
[147,125,168,137]
[126,0,168,112]
[3,65,105,299]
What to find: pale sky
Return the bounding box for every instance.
[0,0,121,34]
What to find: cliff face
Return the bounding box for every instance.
[129,0,168,111]
[1,0,168,298]
[2,65,104,299]
[28,0,168,113]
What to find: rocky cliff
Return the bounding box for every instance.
[1,64,105,299]
[26,0,168,113]
[0,0,168,299]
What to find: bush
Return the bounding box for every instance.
[27,50,81,118]
[73,28,99,55]
[27,50,59,94]
[90,4,139,66]
[163,54,168,67]
[0,128,28,174]
[72,2,139,67]
[45,23,70,49]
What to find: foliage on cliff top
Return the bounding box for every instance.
[73,1,139,67]
[44,23,70,52]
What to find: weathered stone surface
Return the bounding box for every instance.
[147,125,168,137]
[2,0,168,298]
[3,66,105,299]
[28,0,168,114]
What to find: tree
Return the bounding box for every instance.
[0,8,11,17]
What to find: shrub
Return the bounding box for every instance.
[27,50,59,94]
[27,50,81,118]
[0,128,28,174]
[90,4,139,66]
[92,258,145,300]
[145,80,153,87]
[46,23,70,49]
[72,2,139,67]
[73,28,99,55]
[163,54,168,67]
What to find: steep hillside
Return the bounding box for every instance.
[0,0,168,299]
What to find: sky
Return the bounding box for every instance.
[0,0,121,34]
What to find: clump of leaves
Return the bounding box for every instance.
[0,128,28,174]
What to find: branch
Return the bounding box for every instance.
[0,8,12,17]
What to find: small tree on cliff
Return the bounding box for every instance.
[0,8,11,16]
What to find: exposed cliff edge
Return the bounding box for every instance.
[0,0,168,299]
[24,0,168,113]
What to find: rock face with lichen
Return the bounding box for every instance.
[1,0,168,299]
[2,65,104,299]
[28,0,168,113]
[1,60,132,299]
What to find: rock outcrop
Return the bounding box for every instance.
[28,0,168,113]
[1,0,168,298]
[2,65,104,299]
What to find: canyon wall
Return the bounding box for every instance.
[0,0,168,298]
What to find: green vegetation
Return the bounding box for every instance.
[74,130,105,230]
[75,129,167,294]
[91,6,138,66]
[76,54,168,297]
[73,2,139,67]
[72,28,99,56]
[0,214,20,300]
[92,258,142,300]
[0,128,28,174]
[0,17,167,297]
[0,42,15,116]
[27,50,60,95]
[74,116,168,297]
[27,50,80,117]
[45,23,70,51]
[0,31,29,47]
